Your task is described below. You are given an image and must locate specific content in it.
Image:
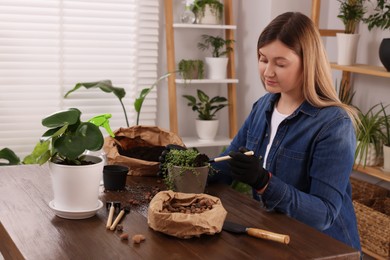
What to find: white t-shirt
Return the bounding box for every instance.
[263,106,289,168]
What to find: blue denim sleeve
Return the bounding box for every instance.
[261,115,356,231]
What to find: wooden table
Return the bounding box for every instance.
[0,165,360,259]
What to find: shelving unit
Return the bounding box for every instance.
[164,0,237,148]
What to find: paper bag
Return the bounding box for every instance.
[147,190,227,238]
[104,126,185,176]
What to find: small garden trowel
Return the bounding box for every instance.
[222,221,290,244]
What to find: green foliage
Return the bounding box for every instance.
[363,0,390,30]
[191,0,224,22]
[197,34,234,58]
[0,148,21,166]
[336,79,355,105]
[337,0,366,33]
[355,104,386,166]
[178,59,204,80]
[23,108,106,165]
[65,72,173,126]
[380,103,390,146]
[183,89,228,120]
[160,148,210,190]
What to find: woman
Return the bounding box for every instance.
[210,12,361,251]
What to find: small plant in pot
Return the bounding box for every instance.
[22,108,115,218]
[191,0,224,25]
[160,148,210,193]
[197,34,234,79]
[355,104,384,167]
[183,89,228,140]
[336,0,366,65]
[380,103,390,171]
[178,59,204,81]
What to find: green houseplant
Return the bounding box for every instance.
[183,89,228,140]
[161,148,210,193]
[191,0,224,25]
[197,34,234,79]
[336,0,366,65]
[355,104,384,167]
[178,59,204,80]
[380,103,390,171]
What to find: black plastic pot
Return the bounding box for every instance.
[103,165,129,191]
[379,38,390,72]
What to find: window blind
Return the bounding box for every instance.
[0,0,160,158]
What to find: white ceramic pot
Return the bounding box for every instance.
[383,145,390,172]
[205,57,228,79]
[168,165,209,193]
[49,155,104,212]
[336,33,360,65]
[355,141,382,167]
[197,4,220,25]
[196,119,219,141]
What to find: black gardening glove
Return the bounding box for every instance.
[228,147,269,190]
[157,144,187,177]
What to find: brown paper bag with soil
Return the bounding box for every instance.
[147,190,227,238]
[104,126,185,176]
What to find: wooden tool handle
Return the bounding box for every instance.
[106,205,115,229]
[247,228,290,244]
[110,210,125,231]
[213,151,254,162]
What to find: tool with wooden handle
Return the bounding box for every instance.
[106,203,115,229]
[110,206,130,231]
[209,151,254,163]
[222,221,290,244]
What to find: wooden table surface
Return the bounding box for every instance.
[0,165,360,259]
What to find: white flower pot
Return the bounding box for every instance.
[336,33,360,65]
[197,4,221,25]
[205,57,228,79]
[383,145,390,172]
[355,142,382,167]
[196,119,219,141]
[49,155,104,213]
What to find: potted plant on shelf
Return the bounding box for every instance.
[160,148,210,193]
[178,59,204,81]
[336,0,366,65]
[183,89,228,141]
[355,104,384,167]
[363,0,390,71]
[22,108,115,219]
[191,0,224,25]
[197,34,234,79]
[380,103,390,171]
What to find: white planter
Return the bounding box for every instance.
[196,119,219,141]
[383,145,390,172]
[197,4,221,25]
[355,142,382,167]
[205,57,228,79]
[336,33,360,65]
[49,155,104,215]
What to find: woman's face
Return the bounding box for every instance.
[258,40,303,96]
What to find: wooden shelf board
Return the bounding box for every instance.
[353,164,390,182]
[175,79,239,84]
[182,136,231,148]
[330,63,390,78]
[173,23,236,30]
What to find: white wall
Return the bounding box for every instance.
[157,0,390,137]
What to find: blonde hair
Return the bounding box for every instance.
[257,12,358,127]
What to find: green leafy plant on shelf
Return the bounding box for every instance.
[191,0,224,23]
[197,34,235,58]
[178,59,204,80]
[337,0,366,33]
[182,89,228,120]
[363,0,390,30]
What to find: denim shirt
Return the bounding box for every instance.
[210,93,361,251]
